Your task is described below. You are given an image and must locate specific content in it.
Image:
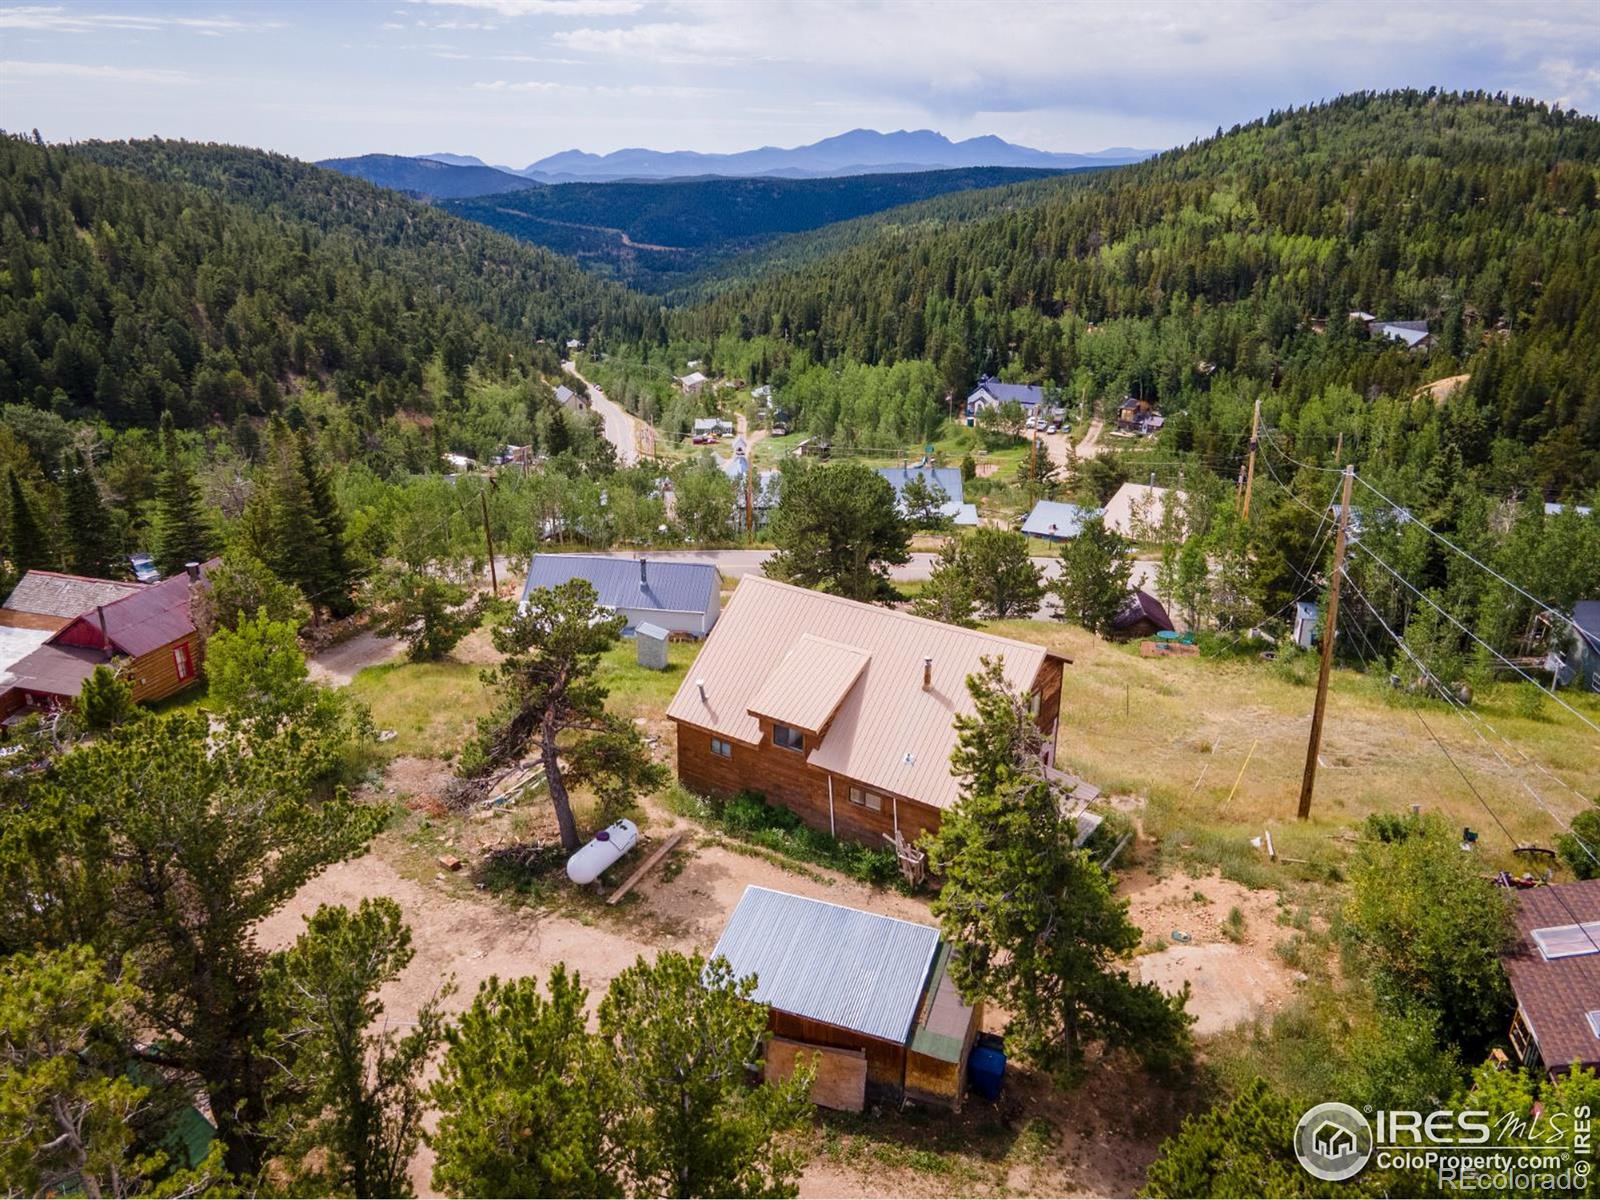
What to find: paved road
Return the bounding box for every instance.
[564,360,638,465]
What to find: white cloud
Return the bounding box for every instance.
[1,59,197,84]
[408,0,643,16]
[0,5,282,33]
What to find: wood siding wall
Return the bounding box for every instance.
[675,717,942,848]
[767,1010,907,1092]
[675,655,1065,848]
[125,635,205,703]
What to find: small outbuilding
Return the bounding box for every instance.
[1109,589,1176,641]
[635,622,670,670]
[712,886,981,1111]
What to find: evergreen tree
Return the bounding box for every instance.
[60,449,116,577]
[911,539,978,627]
[77,664,134,732]
[962,528,1045,619]
[764,462,910,602]
[1053,518,1133,635]
[367,566,485,662]
[5,469,48,574]
[152,413,216,577]
[927,661,1194,1083]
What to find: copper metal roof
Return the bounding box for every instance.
[667,576,1054,810]
[747,634,870,734]
[1102,482,1188,540]
[710,886,940,1045]
[53,560,216,659]
[2,570,143,621]
[1502,880,1600,1072]
[1,643,103,698]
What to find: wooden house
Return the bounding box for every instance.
[713,886,981,1111]
[0,561,215,720]
[666,577,1066,847]
[1109,589,1176,641]
[1501,880,1600,1077]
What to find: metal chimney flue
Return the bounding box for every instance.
[639,558,648,591]
[185,561,201,582]
[923,656,933,689]
[695,678,707,702]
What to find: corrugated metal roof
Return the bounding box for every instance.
[966,376,1044,406]
[635,622,670,641]
[0,625,52,678]
[63,562,213,659]
[667,576,1051,810]
[2,570,143,620]
[710,886,939,1045]
[1,643,102,697]
[521,554,717,616]
[878,465,966,506]
[1102,483,1187,540]
[747,634,870,734]
[1020,500,1099,539]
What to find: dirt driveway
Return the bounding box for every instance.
[306,630,402,686]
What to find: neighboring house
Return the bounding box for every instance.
[676,371,710,395]
[751,384,773,402]
[554,384,589,412]
[1109,589,1176,640]
[667,576,1067,847]
[1350,312,1432,351]
[2,570,144,632]
[964,375,1046,422]
[1115,395,1160,434]
[0,561,216,719]
[692,417,735,437]
[1560,601,1600,692]
[441,452,476,473]
[794,437,831,458]
[1020,500,1099,542]
[716,457,782,530]
[877,464,979,527]
[519,554,720,638]
[712,885,980,1110]
[1501,879,1600,1077]
[565,338,583,350]
[1102,482,1188,541]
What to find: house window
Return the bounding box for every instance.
[848,786,884,812]
[1029,690,1042,718]
[771,723,804,752]
[710,737,732,759]
[172,643,193,681]
[1588,1011,1600,1039]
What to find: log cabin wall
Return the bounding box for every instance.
[675,717,944,847]
[124,634,205,703]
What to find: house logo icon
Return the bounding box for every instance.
[1294,1102,1373,1181]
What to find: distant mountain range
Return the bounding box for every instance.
[318,129,1155,196]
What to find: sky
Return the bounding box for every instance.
[2,0,1598,167]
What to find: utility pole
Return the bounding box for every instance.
[1334,431,1344,462]
[1241,397,1262,520]
[480,488,498,597]
[1298,464,1355,820]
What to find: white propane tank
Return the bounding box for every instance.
[565,819,639,885]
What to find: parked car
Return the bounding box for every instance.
[691,434,719,445]
[1045,423,1059,434]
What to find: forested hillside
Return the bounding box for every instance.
[316,152,540,199]
[0,136,655,429]
[439,166,1078,291]
[672,91,1600,496]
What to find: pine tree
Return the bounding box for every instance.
[60,450,116,577]
[152,413,216,577]
[5,469,48,574]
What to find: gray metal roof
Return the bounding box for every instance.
[520,554,718,616]
[877,465,965,506]
[1020,500,1099,539]
[966,375,1045,407]
[635,622,670,641]
[710,886,940,1045]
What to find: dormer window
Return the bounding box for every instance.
[771,724,804,752]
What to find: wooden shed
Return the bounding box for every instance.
[712,886,980,1112]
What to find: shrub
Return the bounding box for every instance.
[1557,806,1600,880]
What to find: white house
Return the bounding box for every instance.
[519,554,721,638]
[1102,482,1188,541]
[677,371,710,395]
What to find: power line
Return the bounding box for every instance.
[1339,567,1600,876]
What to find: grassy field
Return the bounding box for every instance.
[987,619,1600,876]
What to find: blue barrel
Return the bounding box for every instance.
[968,1043,1006,1100]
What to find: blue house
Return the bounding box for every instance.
[877,464,979,527]
[965,375,1047,422]
[519,554,720,638]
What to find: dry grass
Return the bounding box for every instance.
[987,619,1600,872]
